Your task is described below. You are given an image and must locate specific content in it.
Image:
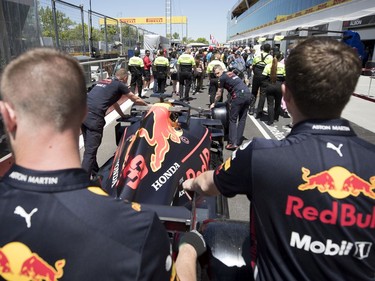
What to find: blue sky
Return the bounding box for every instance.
[66,0,235,43]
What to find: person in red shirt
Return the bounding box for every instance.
[143,50,152,91]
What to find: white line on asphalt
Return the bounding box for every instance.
[248,113,272,139]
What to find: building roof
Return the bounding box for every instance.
[228,0,375,42]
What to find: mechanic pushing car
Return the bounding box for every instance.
[211,64,252,150]
[0,48,171,280]
[81,68,147,179]
[183,37,375,280]
[0,48,207,281]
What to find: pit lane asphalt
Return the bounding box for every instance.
[85,76,375,222]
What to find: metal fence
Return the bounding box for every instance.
[0,0,158,65]
[0,0,42,69]
[79,57,127,90]
[43,0,157,57]
[38,0,122,57]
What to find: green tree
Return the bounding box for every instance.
[119,24,138,48]
[182,37,194,44]
[172,32,180,39]
[39,6,75,41]
[101,24,119,42]
[66,23,103,42]
[68,23,87,41]
[195,37,209,44]
[92,27,104,42]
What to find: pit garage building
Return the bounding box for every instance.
[226,0,375,66]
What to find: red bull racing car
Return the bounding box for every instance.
[99,99,252,280]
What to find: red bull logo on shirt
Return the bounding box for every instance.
[298,166,375,199]
[285,166,375,229]
[0,242,65,281]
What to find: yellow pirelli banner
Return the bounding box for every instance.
[99,16,187,25]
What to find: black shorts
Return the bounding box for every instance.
[143,69,151,81]
[171,72,178,80]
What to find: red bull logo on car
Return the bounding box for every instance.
[0,242,65,281]
[139,104,182,172]
[285,167,375,229]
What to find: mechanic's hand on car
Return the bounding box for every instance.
[182,179,195,193]
[179,230,206,256]
[182,179,195,200]
[175,230,206,281]
[182,171,219,196]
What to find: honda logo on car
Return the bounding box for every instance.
[111,159,120,188]
[152,163,180,191]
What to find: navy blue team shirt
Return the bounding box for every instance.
[218,71,251,99]
[87,78,130,117]
[214,118,375,281]
[0,165,172,280]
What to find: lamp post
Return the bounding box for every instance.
[88,0,93,57]
[118,13,123,56]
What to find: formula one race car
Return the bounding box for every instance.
[99,99,251,280]
[100,99,226,206]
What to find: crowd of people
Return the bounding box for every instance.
[130,44,255,98]
[126,43,286,149]
[138,44,289,125]
[0,36,373,281]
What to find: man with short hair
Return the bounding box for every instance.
[0,48,171,280]
[81,68,147,178]
[211,64,252,150]
[206,53,226,104]
[183,38,374,280]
